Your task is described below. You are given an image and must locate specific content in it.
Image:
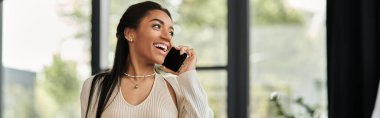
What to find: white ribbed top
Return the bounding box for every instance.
[101,74,178,118]
[80,69,214,118]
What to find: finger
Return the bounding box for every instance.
[185,48,194,57]
[173,46,180,50]
[190,48,196,56]
[179,46,190,55]
[175,45,185,50]
[173,45,187,53]
[177,45,185,48]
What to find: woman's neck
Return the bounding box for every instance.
[126,64,155,76]
[126,56,155,76]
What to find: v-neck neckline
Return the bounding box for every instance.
[119,74,158,107]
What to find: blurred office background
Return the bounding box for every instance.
[1,0,379,118]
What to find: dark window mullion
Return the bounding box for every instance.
[227,0,250,117]
[91,0,101,74]
[196,66,227,70]
[91,0,108,74]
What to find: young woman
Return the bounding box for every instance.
[80,1,213,118]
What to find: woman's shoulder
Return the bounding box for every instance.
[82,72,108,92]
[80,73,108,117]
[81,76,96,96]
[83,75,95,85]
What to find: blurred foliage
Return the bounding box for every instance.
[4,85,39,118]
[42,55,80,106]
[177,0,226,33]
[174,0,228,66]
[35,0,90,117]
[251,78,293,118]
[39,55,81,117]
[250,25,327,117]
[197,71,227,118]
[57,0,91,40]
[251,0,305,25]
[270,94,321,118]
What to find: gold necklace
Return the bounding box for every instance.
[123,72,156,89]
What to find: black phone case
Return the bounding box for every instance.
[162,48,188,72]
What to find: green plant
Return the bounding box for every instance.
[270,92,319,118]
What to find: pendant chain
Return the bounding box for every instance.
[123,72,156,89]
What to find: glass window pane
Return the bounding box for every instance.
[197,70,227,118]
[108,0,227,67]
[2,0,91,117]
[249,0,327,117]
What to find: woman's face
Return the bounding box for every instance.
[128,10,174,65]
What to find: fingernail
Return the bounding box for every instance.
[180,50,184,55]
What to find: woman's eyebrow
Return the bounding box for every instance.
[149,18,174,30]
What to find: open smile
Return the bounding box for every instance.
[153,42,169,55]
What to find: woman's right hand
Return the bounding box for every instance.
[160,45,197,75]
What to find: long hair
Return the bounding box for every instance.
[85,1,172,118]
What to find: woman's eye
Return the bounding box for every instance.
[169,32,174,36]
[152,24,161,30]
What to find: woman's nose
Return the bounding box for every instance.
[160,30,171,41]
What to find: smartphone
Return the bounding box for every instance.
[162,48,188,72]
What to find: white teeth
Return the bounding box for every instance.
[154,43,168,52]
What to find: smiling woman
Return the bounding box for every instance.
[80,1,213,118]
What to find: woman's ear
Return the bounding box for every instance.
[124,28,135,42]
